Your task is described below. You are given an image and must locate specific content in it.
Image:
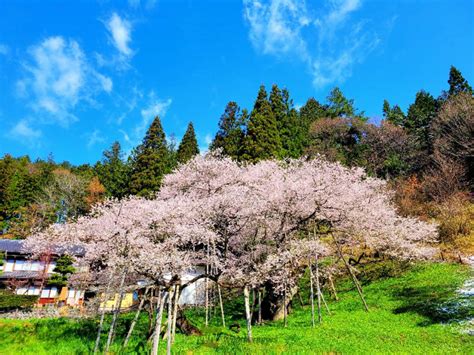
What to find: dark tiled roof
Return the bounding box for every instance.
[0,270,46,279]
[0,239,85,257]
[0,239,24,253]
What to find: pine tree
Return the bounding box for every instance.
[242,85,282,162]
[326,87,366,119]
[270,85,304,158]
[327,87,353,118]
[406,90,439,155]
[270,85,289,157]
[448,66,473,97]
[177,122,200,164]
[95,141,129,199]
[47,255,76,287]
[129,116,172,196]
[382,99,406,126]
[210,102,246,160]
[299,97,326,149]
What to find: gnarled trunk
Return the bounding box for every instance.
[260,283,298,321]
[175,310,202,335]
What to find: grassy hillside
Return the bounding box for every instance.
[0,263,472,354]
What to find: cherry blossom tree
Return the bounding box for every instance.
[27,153,438,345]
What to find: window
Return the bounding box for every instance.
[27,286,40,295]
[16,287,28,295]
[14,260,25,271]
[48,262,56,273]
[4,259,14,272]
[40,287,58,298]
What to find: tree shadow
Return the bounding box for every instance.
[391,285,472,326]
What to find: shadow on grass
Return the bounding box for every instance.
[391,285,472,326]
[29,314,151,353]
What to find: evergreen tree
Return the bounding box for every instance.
[299,97,326,148]
[447,66,473,97]
[129,116,172,196]
[270,85,303,157]
[382,99,406,126]
[95,141,129,199]
[177,122,200,164]
[405,90,439,154]
[47,255,76,287]
[210,102,246,160]
[242,85,282,162]
[326,87,364,118]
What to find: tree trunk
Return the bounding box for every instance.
[328,273,339,301]
[257,289,262,325]
[244,286,253,342]
[93,272,115,354]
[283,286,287,327]
[333,235,369,311]
[105,268,127,353]
[319,289,331,315]
[166,287,173,355]
[315,255,322,324]
[122,287,149,350]
[205,276,209,327]
[217,283,226,327]
[309,260,315,328]
[175,309,202,335]
[151,289,166,355]
[261,284,298,321]
[171,284,180,343]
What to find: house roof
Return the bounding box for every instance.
[0,239,85,257]
[0,270,45,280]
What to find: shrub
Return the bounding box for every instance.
[0,290,38,311]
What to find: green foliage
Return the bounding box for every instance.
[448,65,473,97]
[382,99,406,126]
[47,255,76,287]
[177,122,200,164]
[129,116,174,196]
[242,85,282,162]
[0,263,471,354]
[405,90,439,154]
[299,97,326,148]
[94,141,130,199]
[0,290,38,311]
[210,102,247,160]
[326,87,365,119]
[270,85,304,158]
[307,117,367,166]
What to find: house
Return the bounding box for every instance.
[0,239,85,307]
[1,238,210,310]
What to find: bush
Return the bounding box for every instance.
[0,290,38,311]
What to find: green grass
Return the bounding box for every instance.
[0,262,472,354]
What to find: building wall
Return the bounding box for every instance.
[2,258,56,273]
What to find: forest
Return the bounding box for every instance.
[1,65,472,260]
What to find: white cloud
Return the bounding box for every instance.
[119,129,131,143]
[243,0,381,88]
[128,0,140,8]
[204,133,213,146]
[128,0,157,10]
[9,119,42,144]
[86,129,105,148]
[0,44,9,56]
[106,13,133,57]
[96,73,113,93]
[18,36,113,126]
[136,93,172,137]
[243,0,310,59]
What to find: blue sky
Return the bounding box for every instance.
[0,0,473,165]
